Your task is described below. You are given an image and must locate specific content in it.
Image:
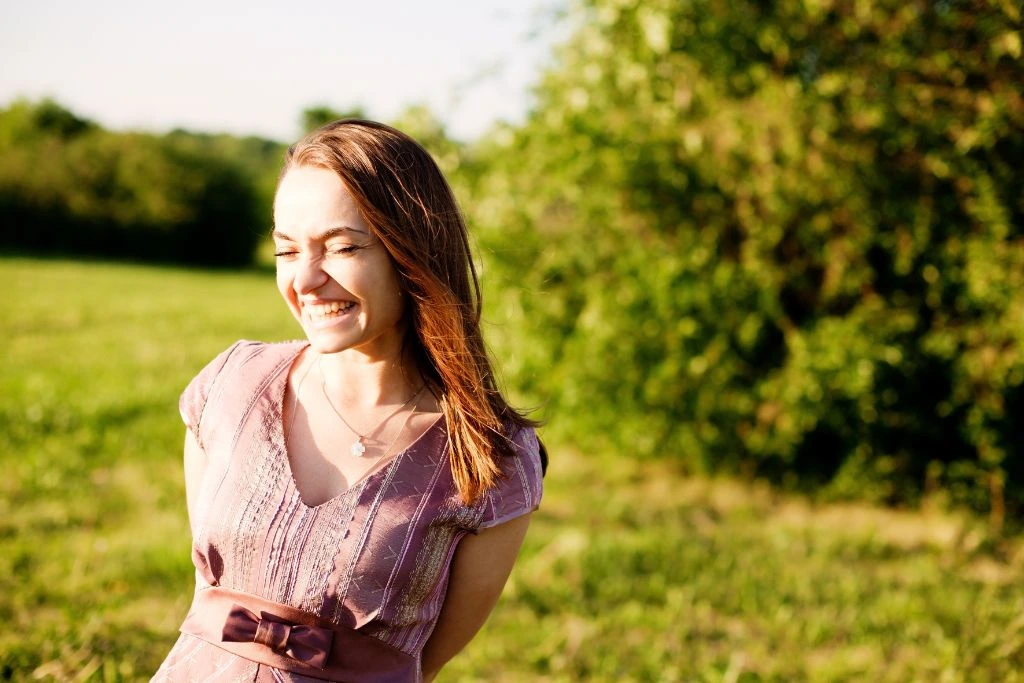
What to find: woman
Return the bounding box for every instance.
[154,120,545,682]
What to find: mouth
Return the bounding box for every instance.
[302,301,357,325]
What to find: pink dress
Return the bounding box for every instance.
[153,340,543,682]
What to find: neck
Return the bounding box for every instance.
[318,347,422,409]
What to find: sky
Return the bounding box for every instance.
[0,0,563,143]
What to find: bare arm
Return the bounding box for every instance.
[421,514,532,681]
[183,428,208,536]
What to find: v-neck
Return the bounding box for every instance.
[273,343,444,510]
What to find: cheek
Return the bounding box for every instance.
[276,270,296,305]
[383,277,407,324]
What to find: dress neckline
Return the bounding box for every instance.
[273,342,444,510]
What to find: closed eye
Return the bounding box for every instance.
[273,244,362,258]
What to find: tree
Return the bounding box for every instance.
[301,104,368,135]
[469,0,1024,519]
[0,100,267,267]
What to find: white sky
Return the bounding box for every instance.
[0,0,563,142]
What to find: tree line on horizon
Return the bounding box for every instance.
[1,0,1022,523]
[0,99,279,266]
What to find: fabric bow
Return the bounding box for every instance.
[221,603,333,668]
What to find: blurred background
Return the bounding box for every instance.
[2,0,1023,680]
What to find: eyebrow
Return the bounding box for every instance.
[271,226,368,242]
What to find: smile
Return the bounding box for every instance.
[304,301,357,323]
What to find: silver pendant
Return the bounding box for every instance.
[350,438,366,457]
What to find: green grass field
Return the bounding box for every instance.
[2,257,1022,682]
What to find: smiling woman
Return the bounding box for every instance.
[152,120,546,683]
[272,166,407,361]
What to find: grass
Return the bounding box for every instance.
[1,256,1023,682]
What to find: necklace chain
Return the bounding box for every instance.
[317,356,424,457]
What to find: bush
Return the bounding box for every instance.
[0,99,267,267]
[469,0,1024,519]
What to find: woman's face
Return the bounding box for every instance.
[273,165,406,358]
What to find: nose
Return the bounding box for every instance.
[292,254,329,295]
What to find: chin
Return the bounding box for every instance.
[304,332,354,355]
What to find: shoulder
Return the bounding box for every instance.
[476,425,545,531]
[179,339,306,445]
[181,340,300,396]
[212,339,306,368]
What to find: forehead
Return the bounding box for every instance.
[273,166,368,235]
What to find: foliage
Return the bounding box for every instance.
[466,0,1024,517]
[162,128,286,232]
[0,99,272,267]
[2,257,1023,682]
[301,104,369,134]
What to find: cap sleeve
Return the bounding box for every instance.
[179,341,246,450]
[477,427,545,531]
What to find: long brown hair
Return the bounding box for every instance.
[280,119,536,504]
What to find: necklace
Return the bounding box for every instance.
[318,356,424,457]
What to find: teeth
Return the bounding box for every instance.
[305,302,355,320]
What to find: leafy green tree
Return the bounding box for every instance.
[31,98,96,138]
[0,101,266,267]
[469,0,1024,520]
[301,104,368,134]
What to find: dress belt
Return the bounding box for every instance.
[179,586,417,682]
